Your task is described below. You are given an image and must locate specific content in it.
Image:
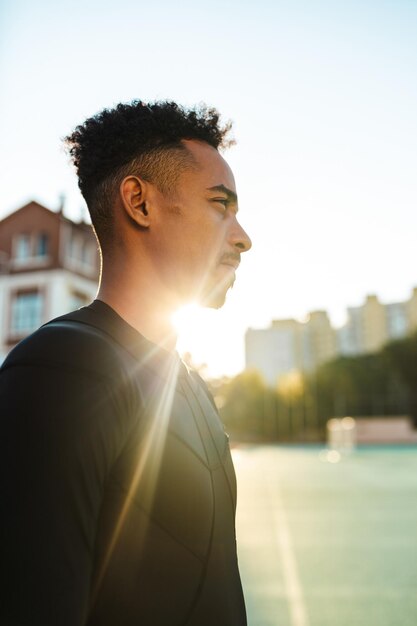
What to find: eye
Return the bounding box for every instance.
[212,197,229,212]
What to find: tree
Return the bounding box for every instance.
[383,331,417,423]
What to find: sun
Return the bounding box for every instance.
[171,304,205,364]
[171,303,201,334]
[172,304,223,374]
[171,303,244,378]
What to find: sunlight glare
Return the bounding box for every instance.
[91,355,179,600]
[172,304,214,372]
[171,302,246,378]
[172,303,202,337]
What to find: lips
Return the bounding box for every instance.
[220,261,239,271]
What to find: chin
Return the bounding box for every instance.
[200,292,228,309]
[198,277,234,309]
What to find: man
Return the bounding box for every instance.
[0,100,251,626]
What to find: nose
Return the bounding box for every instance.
[229,217,252,253]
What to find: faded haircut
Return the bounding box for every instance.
[64,100,233,248]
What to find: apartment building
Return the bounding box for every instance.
[246,290,417,385]
[406,287,417,333]
[245,319,302,385]
[245,311,337,385]
[302,310,338,371]
[337,294,411,356]
[0,200,100,363]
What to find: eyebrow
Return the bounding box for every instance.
[206,184,238,206]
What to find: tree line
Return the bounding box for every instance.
[211,330,417,442]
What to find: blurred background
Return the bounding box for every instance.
[1,1,417,624]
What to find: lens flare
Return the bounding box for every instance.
[91,353,180,601]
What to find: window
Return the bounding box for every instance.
[82,241,96,267]
[66,233,96,274]
[10,292,44,335]
[36,233,49,257]
[81,241,89,264]
[12,233,50,267]
[68,235,82,261]
[15,234,31,260]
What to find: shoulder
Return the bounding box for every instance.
[1,313,126,384]
[0,310,141,458]
[190,370,217,407]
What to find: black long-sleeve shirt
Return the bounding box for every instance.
[0,300,246,626]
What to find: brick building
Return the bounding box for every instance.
[0,200,100,363]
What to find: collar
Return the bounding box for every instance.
[73,299,189,380]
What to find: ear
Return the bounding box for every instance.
[119,176,152,228]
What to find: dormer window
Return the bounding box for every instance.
[15,234,31,260]
[11,232,50,268]
[65,232,96,276]
[36,233,49,257]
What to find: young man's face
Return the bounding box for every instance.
[151,139,252,308]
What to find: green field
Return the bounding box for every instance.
[233,445,417,626]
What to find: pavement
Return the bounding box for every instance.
[232,445,417,626]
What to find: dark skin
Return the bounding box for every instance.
[97,139,252,350]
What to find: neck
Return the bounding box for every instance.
[96,253,179,352]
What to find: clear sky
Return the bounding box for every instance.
[1,0,417,376]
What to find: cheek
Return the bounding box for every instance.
[158,210,227,273]
[190,232,224,271]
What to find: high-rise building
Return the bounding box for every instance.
[0,200,100,363]
[245,312,336,385]
[406,287,417,333]
[245,319,302,385]
[386,301,408,340]
[247,289,417,385]
[339,294,388,355]
[302,310,338,370]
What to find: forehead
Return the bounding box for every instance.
[182,139,236,190]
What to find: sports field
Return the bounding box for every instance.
[233,445,417,626]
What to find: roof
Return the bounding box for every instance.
[0,200,92,231]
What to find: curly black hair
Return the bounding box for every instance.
[64,100,233,247]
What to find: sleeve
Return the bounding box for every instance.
[0,355,128,626]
